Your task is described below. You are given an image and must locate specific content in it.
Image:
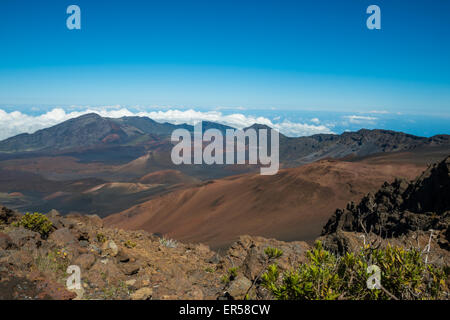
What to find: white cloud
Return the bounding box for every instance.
[367,110,390,114]
[0,107,334,140]
[213,106,247,111]
[310,118,320,124]
[343,115,378,124]
[271,120,333,136]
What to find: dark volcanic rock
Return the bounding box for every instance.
[73,253,96,271]
[321,156,450,252]
[403,156,450,214]
[0,233,14,250]
[48,228,77,246]
[7,228,41,249]
[0,206,20,224]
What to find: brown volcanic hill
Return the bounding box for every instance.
[0,113,137,153]
[104,159,427,249]
[139,169,200,185]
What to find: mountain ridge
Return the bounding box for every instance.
[1,113,449,168]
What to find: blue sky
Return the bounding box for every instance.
[0,0,449,138]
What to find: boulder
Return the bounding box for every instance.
[0,206,20,224]
[7,227,40,249]
[0,233,15,250]
[88,259,125,287]
[120,262,140,276]
[125,279,137,286]
[185,286,204,300]
[86,215,103,228]
[46,209,65,229]
[5,249,34,269]
[223,235,310,278]
[79,240,89,248]
[130,287,153,300]
[225,276,252,300]
[47,209,61,218]
[48,228,77,246]
[73,253,96,271]
[35,278,78,300]
[116,251,130,263]
[102,240,119,257]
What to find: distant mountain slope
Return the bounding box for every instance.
[280,129,450,166]
[111,116,191,136]
[104,158,427,249]
[1,114,448,168]
[139,169,200,185]
[0,114,128,152]
[0,114,236,154]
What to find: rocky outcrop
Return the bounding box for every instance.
[0,206,20,225]
[217,235,311,300]
[321,156,450,253]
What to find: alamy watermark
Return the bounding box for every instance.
[66,265,81,290]
[367,5,381,30]
[64,4,380,31]
[66,5,81,30]
[366,265,382,290]
[171,122,279,175]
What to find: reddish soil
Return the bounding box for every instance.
[105,159,426,249]
[139,170,199,185]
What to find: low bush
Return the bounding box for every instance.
[124,240,137,248]
[222,267,239,284]
[159,237,177,248]
[15,212,53,238]
[96,233,107,243]
[261,241,448,300]
[34,249,70,276]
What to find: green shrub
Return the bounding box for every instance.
[124,240,137,248]
[159,237,177,248]
[15,212,53,238]
[264,247,283,259]
[101,281,129,299]
[261,241,448,300]
[222,267,239,284]
[96,233,107,243]
[228,267,238,279]
[34,249,70,276]
[204,266,215,273]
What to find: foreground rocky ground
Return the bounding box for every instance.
[0,205,314,300]
[0,156,449,300]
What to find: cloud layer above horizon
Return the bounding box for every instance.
[0,107,334,141]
